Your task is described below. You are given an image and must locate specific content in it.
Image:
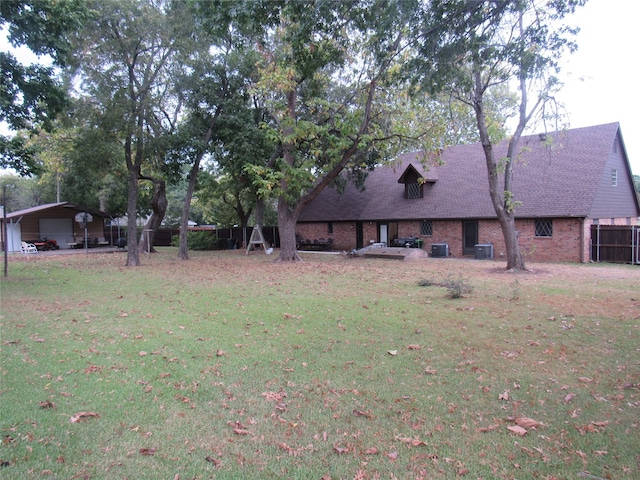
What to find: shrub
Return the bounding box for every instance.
[171,231,218,250]
[418,275,473,299]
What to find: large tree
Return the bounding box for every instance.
[73,0,188,266]
[229,0,422,261]
[412,0,585,270]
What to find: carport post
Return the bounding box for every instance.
[84,213,89,254]
[2,185,7,277]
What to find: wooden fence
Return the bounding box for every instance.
[103,226,280,250]
[590,225,639,264]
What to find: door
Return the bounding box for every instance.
[379,223,388,245]
[356,222,364,249]
[378,222,398,246]
[463,220,478,256]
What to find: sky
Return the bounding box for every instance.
[1,0,639,177]
[554,0,640,175]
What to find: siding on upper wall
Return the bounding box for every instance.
[588,133,640,219]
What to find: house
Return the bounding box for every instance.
[297,123,640,262]
[1,202,114,252]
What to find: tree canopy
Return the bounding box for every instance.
[0,0,88,175]
[1,0,588,267]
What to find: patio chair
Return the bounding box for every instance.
[67,236,79,249]
[21,241,38,254]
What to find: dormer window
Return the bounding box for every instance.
[407,182,423,199]
[398,163,435,200]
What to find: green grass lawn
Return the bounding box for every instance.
[1,249,639,479]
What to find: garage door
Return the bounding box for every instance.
[39,218,74,249]
[6,222,22,252]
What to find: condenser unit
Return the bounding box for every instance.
[474,243,494,260]
[431,243,449,258]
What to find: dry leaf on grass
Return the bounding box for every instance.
[352,409,372,419]
[387,350,398,356]
[333,445,349,454]
[38,401,55,409]
[476,424,500,433]
[69,412,99,423]
[507,425,527,436]
[516,417,542,429]
[205,456,221,467]
[139,448,156,456]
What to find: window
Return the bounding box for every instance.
[327,222,333,234]
[611,169,618,187]
[420,220,433,236]
[406,182,422,199]
[535,219,553,237]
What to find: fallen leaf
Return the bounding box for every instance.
[457,468,470,476]
[139,448,156,456]
[516,417,542,429]
[216,350,225,357]
[387,350,398,356]
[499,390,509,401]
[386,451,398,461]
[333,445,349,454]
[424,367,438,375]
[352,409,372,419]
[70,412,99,423]
[476,424,500,433]
[406,344,421,350]
[38,401,55,409]
[233,428,250,435]
[507,425,527,436]
[578,377,593,383]
[564,393,576,403]
[365,447,379,455]
[205,456,221,467]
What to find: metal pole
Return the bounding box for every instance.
[3,185,7,277]
[84,213,89,254]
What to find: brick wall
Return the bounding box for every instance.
[297,217,629,262]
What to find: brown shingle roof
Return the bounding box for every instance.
[299,122,633,221]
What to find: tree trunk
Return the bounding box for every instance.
[177,159,200,260]
[138,176,167,254]
[473,71,526,271]
[125,165,140,267]
[275,197,302,262]
[177,107,221,260]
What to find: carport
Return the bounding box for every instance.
[1,202,113,252]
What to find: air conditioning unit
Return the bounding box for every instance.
[474,243,493,260]
[431,243,448,257]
